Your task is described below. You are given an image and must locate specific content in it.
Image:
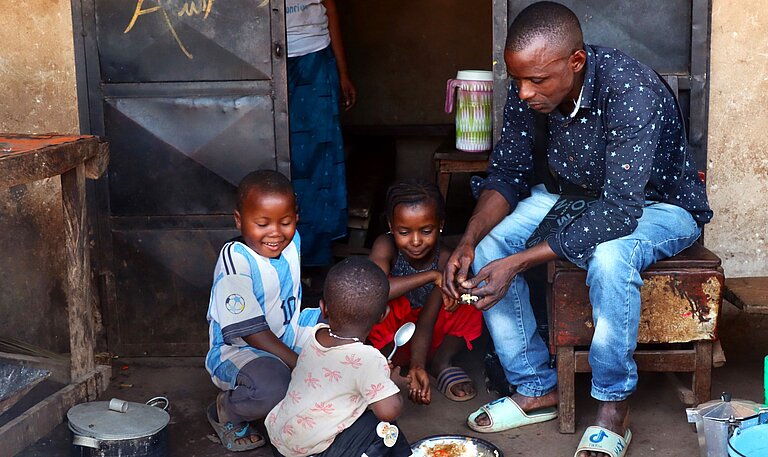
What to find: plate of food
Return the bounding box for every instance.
[410,434,503,457]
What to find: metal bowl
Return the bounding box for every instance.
[410,434,504,457]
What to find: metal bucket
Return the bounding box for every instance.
[68,397,170,457]
[728,424,768,456]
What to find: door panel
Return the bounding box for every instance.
[104,93,277,215]
[111,229,238,355]
[76,0,289,355]
[95,0,273,82]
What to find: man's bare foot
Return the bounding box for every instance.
[472,390,558,427]
[575,400,630,457]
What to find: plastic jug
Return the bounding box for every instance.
[445,70,493,152]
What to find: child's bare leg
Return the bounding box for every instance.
[431,335,474,398]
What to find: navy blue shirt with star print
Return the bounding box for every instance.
[472,45,713,263]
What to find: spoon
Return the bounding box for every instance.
[387,322,416,361]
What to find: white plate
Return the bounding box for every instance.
[410,434,503,457]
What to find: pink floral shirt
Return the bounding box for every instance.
[266,324,400,457]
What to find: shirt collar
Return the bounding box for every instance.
[568,84,585,118]
[578,45,598,111]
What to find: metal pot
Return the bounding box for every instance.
[68,397,170,457]
[686,393,768,457]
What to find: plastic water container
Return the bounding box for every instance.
[728,424,768,456]
[445,70,494,152]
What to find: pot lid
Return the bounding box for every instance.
[691,393,766,422]
[67,399,169,440]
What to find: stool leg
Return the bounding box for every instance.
[693,340,713,404]
[557,346,576,433]
[437,172,450,201]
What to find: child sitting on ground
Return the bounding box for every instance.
[267,257,412,457]
[368,180,483,403]
[205,170,321,452]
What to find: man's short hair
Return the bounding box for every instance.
[506,1,583,54]
[323,257,389,328]
[236,169,294,212]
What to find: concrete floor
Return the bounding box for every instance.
[15,301,767,457]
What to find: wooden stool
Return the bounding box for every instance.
[547,243,724,433]
[434,148,489,201]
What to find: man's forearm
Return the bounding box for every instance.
[460,190,511,247]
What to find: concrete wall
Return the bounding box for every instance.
[706,0,768,277]
[0,1,79,134]
[0,1,80,353]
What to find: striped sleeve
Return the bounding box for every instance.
[213,243,269,343]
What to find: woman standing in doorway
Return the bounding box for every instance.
[286,0,355,274]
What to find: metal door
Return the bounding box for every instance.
[72,0,289,355]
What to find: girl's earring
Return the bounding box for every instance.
[439,228,443,233]
[387,230,392,235]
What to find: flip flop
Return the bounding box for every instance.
[206,402,266,451]
[434,366,477,402]
[574,426,632,457]
[467,396,557,433]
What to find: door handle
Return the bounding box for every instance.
[274,42,283,58]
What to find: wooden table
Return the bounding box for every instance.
[433,143,489,201]
[0,134,111,457]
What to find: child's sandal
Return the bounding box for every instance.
[206,402,266,451]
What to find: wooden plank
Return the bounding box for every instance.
[574,349,698,373]
[61,163,95,380]
[693,341,713,404]
[0,365,111,457]
[724,276,768,314]
[557,346,576,434]
[664,372,697,405]
[83,141,110,179]
[0,136,106,188]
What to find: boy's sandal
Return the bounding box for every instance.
[206,402,266,452]
[467,396,557,433]
[435,367,477,402]
[573,426,632,457]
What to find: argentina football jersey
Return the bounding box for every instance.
[205,231,320,390]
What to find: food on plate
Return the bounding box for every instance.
[414,439,479,457]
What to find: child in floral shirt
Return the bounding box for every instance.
[266,257,412,457]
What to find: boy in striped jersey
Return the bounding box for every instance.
[205,170,321,451]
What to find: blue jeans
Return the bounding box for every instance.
[474,184,701,401]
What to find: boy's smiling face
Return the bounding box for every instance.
[235,190,297,258]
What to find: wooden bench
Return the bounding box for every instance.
[547,243,724,433]
[724,277,768,314]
